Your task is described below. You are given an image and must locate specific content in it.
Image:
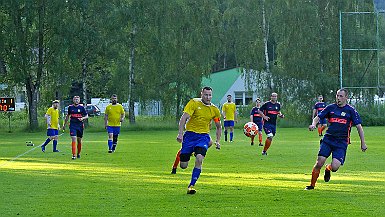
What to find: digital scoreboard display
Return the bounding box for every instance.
[0,97,15,112]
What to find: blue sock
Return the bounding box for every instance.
[108,140,113,150]
[189,167,201,187]
[53,140,58,151]
[42,138,51,147]
[230,132,233,141]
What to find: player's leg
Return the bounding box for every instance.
[171,149,181,174]
[76,129,83,158]
[111,127,120,152]
[229,121,234,142]
[262,124,275,155]
[257,122,263,146]
[224,121,229,142]
[41,129,54,152]
[187,146,207,194]
[305,140,331,190]
[107,126,113,153]
[70,128,77,159]
[250,135,255,146]
[52,129,59,152]
[324,147,345,182]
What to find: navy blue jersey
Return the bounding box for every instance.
[314,102,326,115]
[68,104,88,128]
[250,107,263,123]
[318,104,361,139]
[260,101,281,125]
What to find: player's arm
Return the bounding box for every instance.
[63,114,70,130]
[234,108,237,122]
[176,112,190,143]
[278,111,285,118]
[120,113,125,123]
[355,124,367,152]
[309,116,320,131]
[250,114,253,122]
[45,114,51,129]
[214,118,222,149]
[258,110,269,121]
[312,109,317,119]
[104,113,108,129]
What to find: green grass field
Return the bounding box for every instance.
[1,127,384,216]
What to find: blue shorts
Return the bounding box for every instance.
[224,120,235,127]
[318,118,327,125]
[254,121,263,132]
[70,127,84,138]
[47,129,59,137]
[181,131,210,155]
[107,126,121,135]
[263,123,276,136]
[318,136,348,165]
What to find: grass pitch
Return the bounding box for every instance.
[0,127,384,216]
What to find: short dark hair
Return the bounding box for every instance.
[227,94,232,97]
[202,86,212,91]
[256,98,260,102]
[111,94,117,98]
[337,88,349,96]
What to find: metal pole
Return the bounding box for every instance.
[339,11,343,89]
[376,11,380,116]
[8,112,11,133]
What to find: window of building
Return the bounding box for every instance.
[234,91,253,106]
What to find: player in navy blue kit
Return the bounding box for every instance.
[258,93,284,155]
[312,95,327,136]
[305,89,367,190]
[63,96,89,160]
[250,98,264,146]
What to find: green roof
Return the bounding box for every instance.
[202,68,242,106]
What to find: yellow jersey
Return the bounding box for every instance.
[46,107,59,129]
[222,102,236,121]
[184,98,221,134]
[105,103,125,126]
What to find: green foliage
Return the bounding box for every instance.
[1,128,385,216]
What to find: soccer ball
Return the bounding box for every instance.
[243,122,258,137]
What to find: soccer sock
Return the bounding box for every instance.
[173,150,181,169]
[53,140,58,151]
[321,126,326,133]
[230,132,233,141]
[310,168,320,187]
[263,139,272,152]
[71,141,76,156]
[224,130,228,141]
[318,127,322,135]
[108,139,113,150]
[326,164,332,171]
[189,167,201,187]
[42,138,51,147]
[258,133,263,143]
[77,142,82,155]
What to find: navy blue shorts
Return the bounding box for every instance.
[318,118,327,125]
[224,120,235,127]
[180,131,210,157]
[263,123,276,136]
[318,136,347,165]
[107,126,120,135]
[70,127,84,138]
[47,129,58,137]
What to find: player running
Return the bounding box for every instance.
[312,95,327,136]
[222,95,237,142]
[305,88,367,190]
[249,98,264,146]
[63,96,88,160]
[258,92,284,155]
[41,100,61,152]
[104,94,125,153]
[176,86,222,194]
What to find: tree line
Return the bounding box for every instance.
[0,0,382,129]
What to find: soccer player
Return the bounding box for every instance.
[305,88,367,190]
[258,92,284,155]
[41,100,60,152]
[63,96,88,160]
[222,94,237,142]
[104,94,125,153]
[250,98,264,146]
[176,86,222,194]
[313,95,327,136]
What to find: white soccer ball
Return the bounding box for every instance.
[243,122,259,137]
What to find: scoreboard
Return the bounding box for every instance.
[0,97,15,112]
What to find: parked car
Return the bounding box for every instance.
[62,104,101,117]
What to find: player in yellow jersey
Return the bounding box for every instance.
[104,94,125,153]
[176,86,222,194]
[222,95,237,142]
[41,100,60,152]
